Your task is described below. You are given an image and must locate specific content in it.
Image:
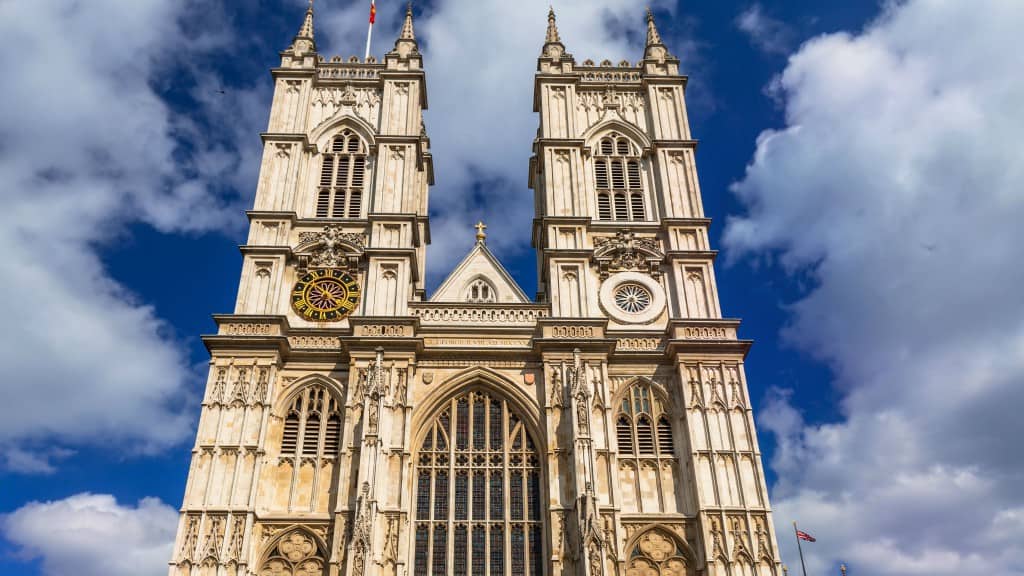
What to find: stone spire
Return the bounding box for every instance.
[541,7,566,58]
[643,8,672,60]
[290,0,316,55]
[399,2,416,41]
[390,2,420,58]
[545,7,561,43]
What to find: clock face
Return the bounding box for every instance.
[291,269,361,321]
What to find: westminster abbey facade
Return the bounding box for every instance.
[169,5,783,576]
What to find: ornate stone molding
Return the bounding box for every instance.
[410,304,548,325]
[295,225,366,270]
[593,230,665,280]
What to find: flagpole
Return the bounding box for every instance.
[364,20,373,59]
[364,0,375,59]
[793,521,809,576]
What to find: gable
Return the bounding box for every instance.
[430,243,530,303]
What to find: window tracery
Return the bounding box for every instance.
[280,385,342,459]
[594,134,646,221]
[626,529,692,576]
[316,129,366,218]
[259,530,327,576]
[414,390,543,576]
[466,279,497,303]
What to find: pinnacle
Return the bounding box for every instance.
[399,2,416,41]
[298,0,315,39]
[645,7,663,47]
[546,7,561,44]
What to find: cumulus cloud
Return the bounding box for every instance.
[725,0,1024,573]
[2,493,177,576]
[0,0,265,470]
[317,0,682,282]
[735,4,794,55]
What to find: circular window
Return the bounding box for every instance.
[599,271,667,324]
[614,283,652,313]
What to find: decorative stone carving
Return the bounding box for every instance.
[200,515,225,561]
[296,225,365,271]
[548,365,564,408]
[593,230,664,280]
[627,529,691,576]
[180,515,201,561]
[381,515,399,565]
[260,530,324,576]
[350,483,374,576]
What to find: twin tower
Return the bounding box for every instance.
[169,5,782,576]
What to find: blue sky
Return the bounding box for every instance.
[2,1,1023,575]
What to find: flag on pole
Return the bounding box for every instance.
[796,530,816,543]
[369,0,376,23]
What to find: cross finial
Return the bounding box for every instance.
[475,221,487,243]
[841,564,848,576]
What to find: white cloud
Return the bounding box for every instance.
[1,493,178,576]
[736,3,794,55]
[725,0,1024,573]
[316,0,682,282]
[0,0,264,470]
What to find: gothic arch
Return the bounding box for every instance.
[272,373,346,416]
[257,525,330,575]
[409,378,548,576]
[411,367,543,450]
[309,114,377,152]
[623,526,697,576]
[582,119,652,153]
[610,376,677,416]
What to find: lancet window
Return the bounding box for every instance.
[594,135,646,221]
[466,279,497,303]
[414,390,543,576]
[281,385,342,459]
[316,129,366,218]
[616,381,675,459]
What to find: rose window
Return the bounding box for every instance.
[614,283,653,314]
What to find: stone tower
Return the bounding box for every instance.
[168,6,782,576]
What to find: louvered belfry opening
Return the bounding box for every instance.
[316,129,366,218]
[616,381,676,459]
[279,385,342,460]
[414,390,543,576]
[595,134,646,221]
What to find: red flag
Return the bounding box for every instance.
[796,530,816,543]
[369,0,376,24]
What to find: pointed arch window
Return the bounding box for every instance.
[280,385,342,460]
[316,129,366,218]
[595,134,647,221]
[466,279,497,303]
[414,390,543,576]
[616,381,675,458]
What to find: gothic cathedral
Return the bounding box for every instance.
[169,5,783,576]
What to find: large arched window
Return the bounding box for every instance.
[281,385,342,459]
[316,129,366,218]
[594,134,646,221]
[616,381,675,458]
[414,390,543,576]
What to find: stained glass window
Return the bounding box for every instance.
[414,390,543,575]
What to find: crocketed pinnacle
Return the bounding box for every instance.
[645,8,662,47]
[298,0,315,40]
[545,7,561,44]
[399,2,416,41]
